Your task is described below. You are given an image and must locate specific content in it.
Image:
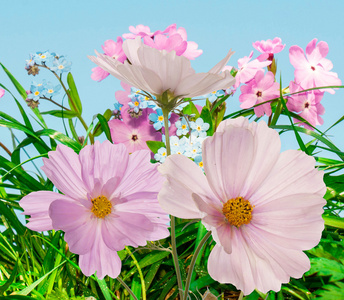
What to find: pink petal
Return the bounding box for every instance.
[41,144,88,199]
[158,154,216,219]
[78,227,122,279]
[202,126,255,201]
[289,45,308,69]
[20,191,72,231]
[49,199,96,255]
[91,66,109,82]
[79,140,128,192]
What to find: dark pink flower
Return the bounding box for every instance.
[253,37,285,57]
[91,37,126,82]
[239,71,280,117]
[109,109,161,153]
[289,38,341,94]
[233,51,271,89]
[287,81,325,130]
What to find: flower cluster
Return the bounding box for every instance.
[25,50,72,76]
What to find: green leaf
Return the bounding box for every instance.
[0,120,39,140]
[199,107,213,136]
[41,110,78,119]
[0,62,27,100]
[0,258,18,293]
[67,72,82,114]
[183,101,200,118]
[0,296,38,300]
[130,274,141,300]
[0,201,26,235]
[305,257,344,281]
[36,129,81,152]
[323,215,344,229]
[95,113,113,142]
[146,141,166,154]
[314,282,344,299]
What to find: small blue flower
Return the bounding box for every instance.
[175,117,193,136]
[51,58,72,74]
[149,108,170,130]
[154,147,167,163]
[33,51,54,64]
[205,89,225,102]
[190,118,210,138]
[28,81,46,100]
[114,99,123,114]
[44,82,61,98]
[194,155,204,171]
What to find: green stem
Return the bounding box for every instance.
[162,106,184,300]
[40,96,71,111]
[117,276,138,300]
[238,291,244,300]
[183,231,211,300]
[96,277,112,300]
[125,246,146,300]
[39,64,94,144]
[190,222,207,284]
[269,100,283,126]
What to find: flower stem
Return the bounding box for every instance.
[238,291,244,300]
[116,276,138,300]
[269,100,283,126]
[125,246,146,300]
[183,231,211,300]
[162,106,184,300]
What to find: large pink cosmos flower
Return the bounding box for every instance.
[20,141,169,279]
[91,37,127,82]
[289,38,341,94]
[253,37,285,56]
[233,51,271,89]
[287,81,325,130]
[109,109,161,153]
[158,117,325,295]
[239,71,280,117]
[89,37,235,103]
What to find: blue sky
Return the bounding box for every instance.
[0,0,343,158]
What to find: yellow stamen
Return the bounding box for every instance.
[181,124,187,130]
[158,116,164,122]
[58,65,64,69]
[91,195,112,218]
[222,197,253,227]
[34,91,40,96]
[134,101,139,106]
[48,89,54,94]
[199,161,203,167]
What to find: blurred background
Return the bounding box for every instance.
[0,0,343,157]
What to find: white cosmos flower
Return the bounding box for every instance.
[89,37,236,102]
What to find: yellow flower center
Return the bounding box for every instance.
[134,101,139,106]
[41,55,46,59]
[48,89,54,94]
[199,161,203,167]
[222,197,253,227]
[181,124,187,129]
[91,195,112,218]
[34,91,40,96]
[158,116,164,122]
[197,126,201,131]
[58,65,64,69]
[162,151,166,156]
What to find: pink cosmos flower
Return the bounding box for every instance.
[289,38,341,94]
[158,117,325,295]
[233,51,271,89]
[239,70,280,117]
[287,81,325,130]
[89,37,235,103]
[109,109,161,153]
[253,37,285,58]
[0,89,4,98]
[20,141,169,279]
[91,37,126,82]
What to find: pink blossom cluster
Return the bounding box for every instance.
[91,24,203,82]
[287,38,341,129]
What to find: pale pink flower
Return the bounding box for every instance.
[91,37,126,82]
[289,38,341,94]
[233,51,271,89]
[115,81,132,109]
[89,38,235,103]
[0,89,4,98]
[239,71,280,117]
[253,37,285,57]
[158,117,325,295]
[20,141,169,279]
[287,81,324,130]
[109,109,161,153]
